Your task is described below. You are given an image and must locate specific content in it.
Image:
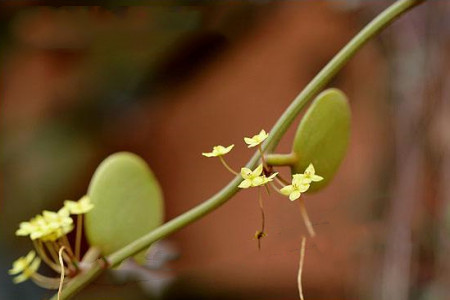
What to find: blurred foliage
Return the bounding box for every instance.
[0,3,261,239]
[0,4,261,298]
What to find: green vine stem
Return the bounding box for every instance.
[265,153,298,167]
[52,0,425,299]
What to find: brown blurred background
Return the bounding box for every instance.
[1,1,450,300]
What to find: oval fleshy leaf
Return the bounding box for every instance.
[292,88,351,192]
[85,152,164,264]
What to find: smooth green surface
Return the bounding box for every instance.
[265,153,298,167]
[292,88,351,192]
[85,152,164,263]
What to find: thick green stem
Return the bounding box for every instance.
[52,1,424,298]
[265,153,298,167]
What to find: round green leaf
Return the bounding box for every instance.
[292,88,351,192]
[85,152,164,264]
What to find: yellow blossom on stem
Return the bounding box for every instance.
[280,176,311,201]
[9,251,41,284]
[202,144,234,157]
[42,208,72,228]
[16,208,74,242]
[294,163,324,184]
[16,214,48,240]
[16,219,38,237]
[244,129,269,148]
[29,215,53,241]
[280,163,323,201]
[39,208,74,242]
[64,196,94,215]
[238,164,278,188]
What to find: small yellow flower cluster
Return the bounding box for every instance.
[11,196,94,284]
[9,251,41,284]
[238,164,278,188]
[202,129,275,189]
[202,129,268,158]
[202,129,324,244]
[16,196,93,242]
[202,129,324,199]
[280,164,323,201]
[16,208,73,242]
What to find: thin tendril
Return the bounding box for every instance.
[58,247,66,300]
[298,236,306,300]
[298,198,316,237]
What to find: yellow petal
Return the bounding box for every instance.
[304,163,315,175]
[57,207,70,217]
[252,176,264,186]
[289,190,301,201]
[244,137,254,145]
[12,273,28,284]
[223,144,235,154]
[311,174,324,182]
[293,174,307,185]
[280,185,294,196]
[240,167,252,179]
[252,164,264,177]
[65,196,94,214]
[267,172,278,180]
[298,183,311,193]
[238,179,252,189]
[25,251,36,264]
[28,257,41,273]
[202,152,215,157]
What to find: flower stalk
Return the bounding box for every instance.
[218,156,239,176]
[298,198,316,237]
[265,153,298,167]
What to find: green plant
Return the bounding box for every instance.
[8,1,426,299]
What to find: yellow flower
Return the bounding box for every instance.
[16,214,47,239]
[15,220,38,237]
[9,251,36,274]
[28,215,53,240]
[280,176,311,201]
[39,208,73,242]
[238,164,277,188]
[9,251,41,284]
[244,129,269,148]
[64,195,94,215]
[202,144,234,157]
[16,207,75,241]
[294,163,324,184]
